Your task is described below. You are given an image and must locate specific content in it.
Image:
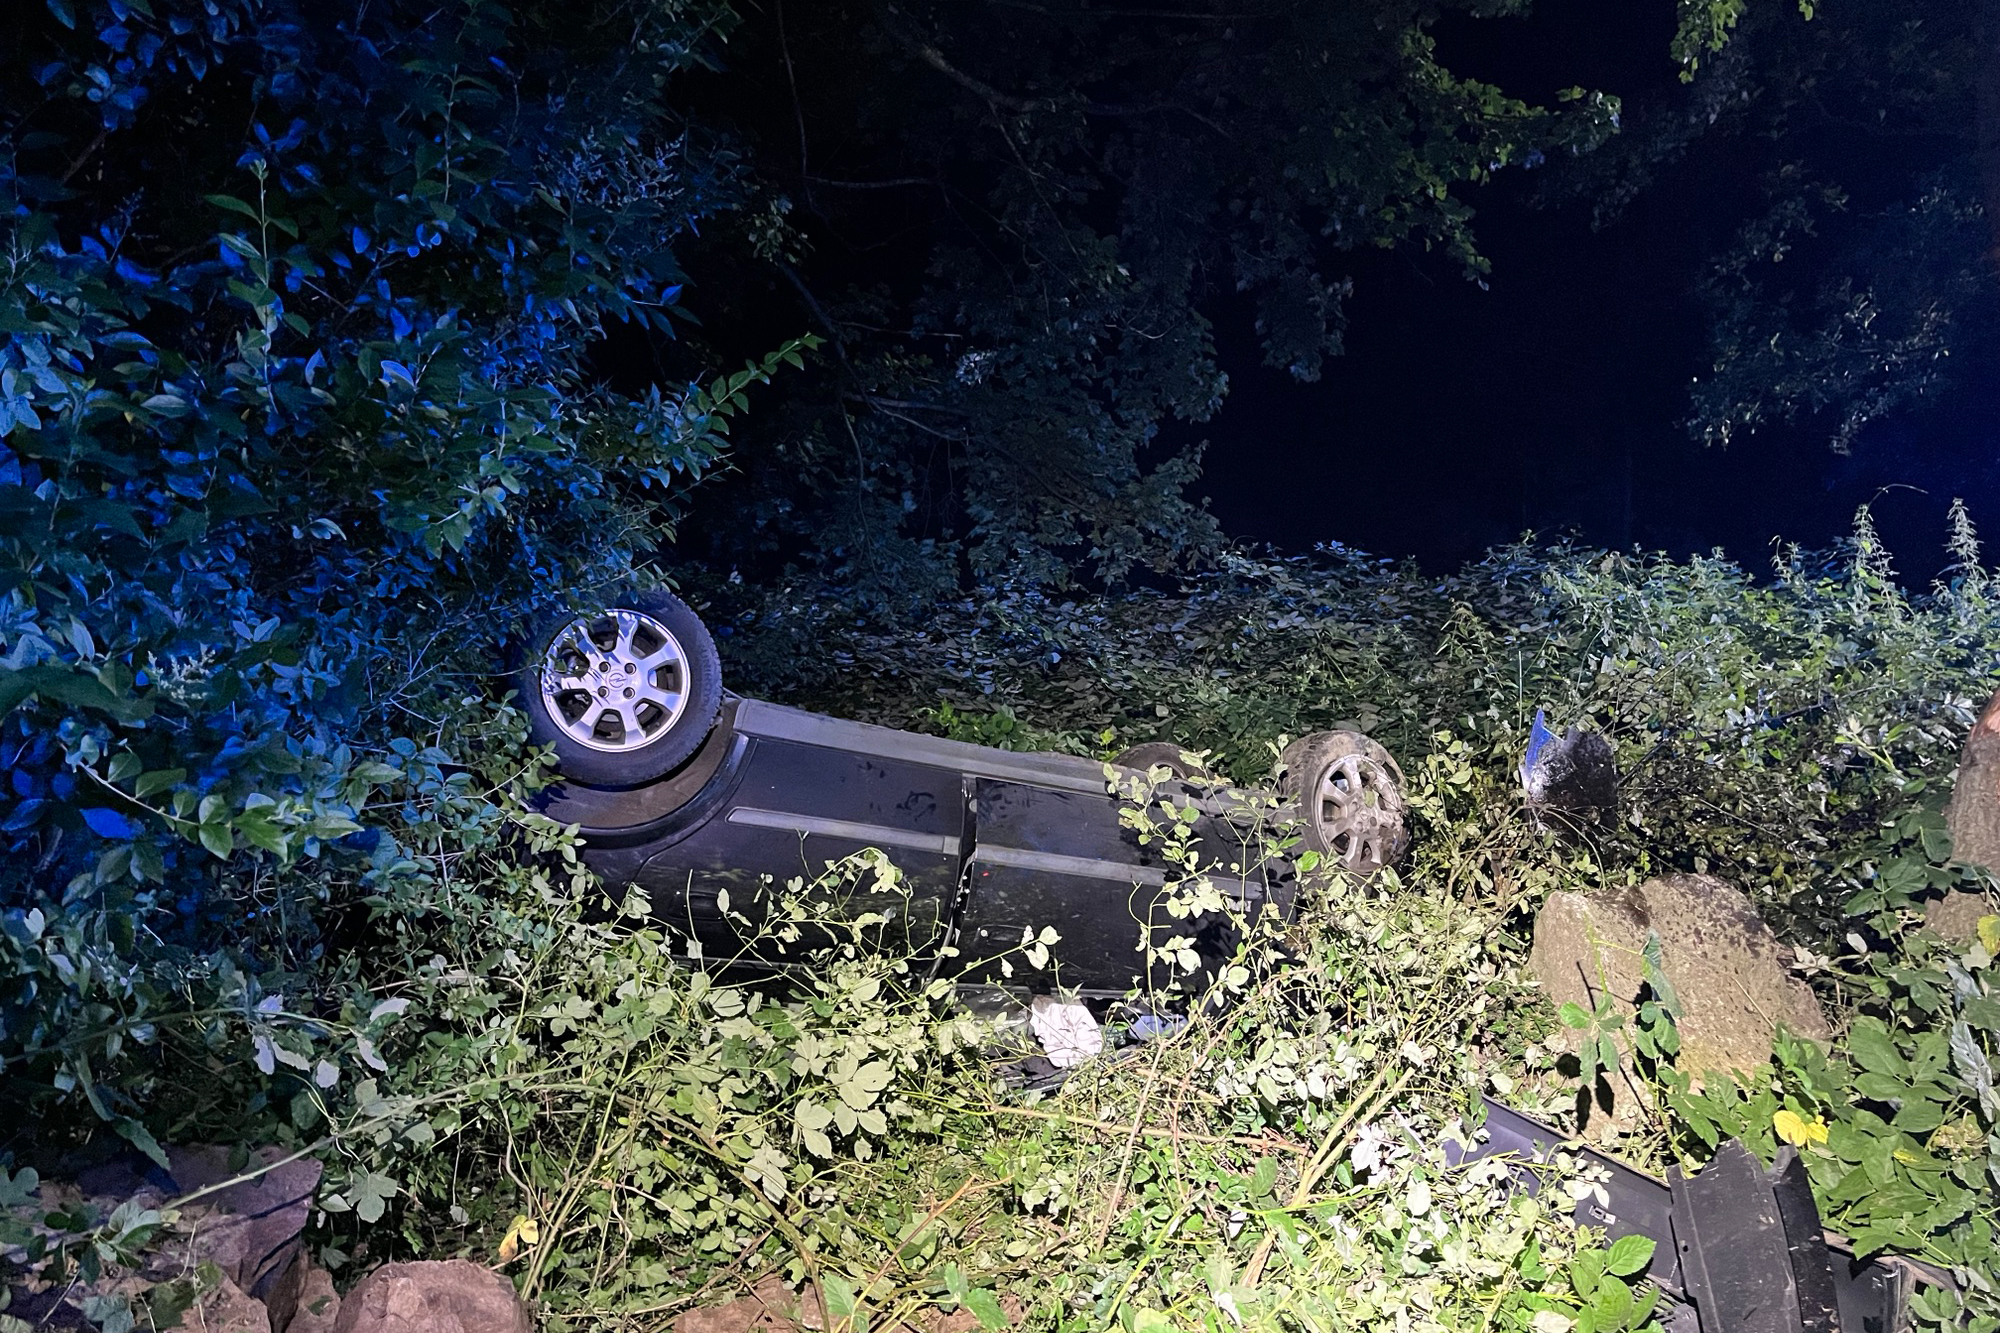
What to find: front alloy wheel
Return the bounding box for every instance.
[542,608,691,753]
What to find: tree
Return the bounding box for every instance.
[0,0,795,1135]
[1554,0,1996,453]
[661,1,1619,608]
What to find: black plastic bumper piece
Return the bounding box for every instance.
[1451,1096,1946,1333]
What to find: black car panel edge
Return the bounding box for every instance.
[1461,1097,1953,1333]
[537,699,753,847]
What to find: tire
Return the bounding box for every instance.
[1276,730,1408,875]
[1111,741,1200,778]
[519,587,723,787]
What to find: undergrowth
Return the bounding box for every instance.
[6,512,2000,1333]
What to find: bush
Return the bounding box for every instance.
[311,767,1637,1331]
[0,0,810,1151]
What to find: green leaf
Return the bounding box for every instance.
[963,1289,1008,1332]
[1593,1277,1635,1330]
[147,1276,199,1330]
[350,1171,399,1224]
[1889,1097,1945,1134]
[1641,930,1683,1018]
[205,193,263,221]
[197,822,233,860]
[134,768,186,799]
[821,1274,860,1333]
[837,1059,895,1111]
[1846,1020,1909,1079]
[114,1117,169,1170]
[235,814,291,857]
[1852,1071,1910,1103]
[1558,1001,1592,1029]
[0,1168,42,1209]
[217,233,263,261]
[0,663,150,722]
[1604,1234,1655,1278]
[1570,1248,1604,1300]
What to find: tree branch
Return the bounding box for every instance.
[887,12,1225,133]
[806,175,941,190]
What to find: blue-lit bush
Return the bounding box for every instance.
[0,0,813,1149]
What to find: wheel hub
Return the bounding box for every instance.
[538,608,690,753]
[1311,754,1404,870]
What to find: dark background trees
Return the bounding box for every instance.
[636,0,1617,608]
[645,0,1999,587]
[1180,0,2000,572]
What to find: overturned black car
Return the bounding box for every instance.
[520,586,1409,993]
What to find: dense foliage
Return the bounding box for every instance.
[693,511,2000,1329]
[4,1,1999,1330]
[716,507,1989,935]
[0,0,809,1153]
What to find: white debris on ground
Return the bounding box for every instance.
[1028,995,1103,1068]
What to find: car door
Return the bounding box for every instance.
[619,702,969,964]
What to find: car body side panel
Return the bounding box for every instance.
[954,778,1172,993]
[625,732,965,960]
[565,696,1287,994]
[733,699,1109,795]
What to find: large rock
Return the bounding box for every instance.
[1927,889,1996,946]
[189,1271,274,1333]
[1531,874,1830,1080]
[1946,685,2000,871]
[288,1262,342,1333]
[331,1261,530,1333]
[163,1146,322,1327]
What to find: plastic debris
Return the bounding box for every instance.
[1520,708,1617,811]
[1128,1012,1187,1043]
[1029,995,1103,1068]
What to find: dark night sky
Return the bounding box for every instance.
[1184,0,2000,580]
